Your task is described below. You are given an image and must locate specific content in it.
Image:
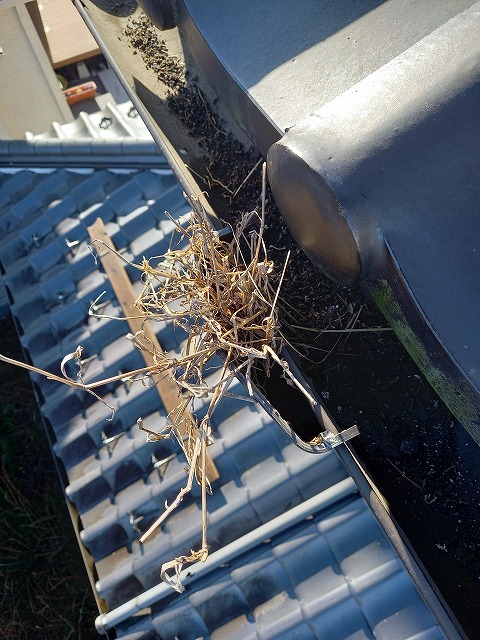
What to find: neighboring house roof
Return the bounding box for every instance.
[0,101,158,312]
[0,101,158,170]
[0,150,451,639]
[25,100,154,141]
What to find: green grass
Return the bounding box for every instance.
[0,316,98,640]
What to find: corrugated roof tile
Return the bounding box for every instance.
[0,171,39,206]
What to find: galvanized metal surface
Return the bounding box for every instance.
[151,0,480,445]
[0,162,455,638]
[172,0,473,154]
[266,3,480,445]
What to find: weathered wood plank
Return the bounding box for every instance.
[87,217,219,483]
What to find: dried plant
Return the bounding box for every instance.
[0,164,313,592]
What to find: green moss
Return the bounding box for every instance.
[370,279,480,445]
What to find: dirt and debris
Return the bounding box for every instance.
[123,13,262,216]
[124,15,185,90]
[118,11,480,637]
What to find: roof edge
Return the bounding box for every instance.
[0,138,167,168]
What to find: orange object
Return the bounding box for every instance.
[63,81,97,105]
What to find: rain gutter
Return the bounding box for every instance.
[74,0,222,229]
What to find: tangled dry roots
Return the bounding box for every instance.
[118,170,297,590]
[1,165,309,592]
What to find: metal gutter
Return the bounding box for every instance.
[335,443,467,640]
[74,0,222,230]
[71,0,359,455]
[284,348,465,640]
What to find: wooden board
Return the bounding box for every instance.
[87,217,219,483]
[38,0,101,68]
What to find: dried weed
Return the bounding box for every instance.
[0,165,312,592]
